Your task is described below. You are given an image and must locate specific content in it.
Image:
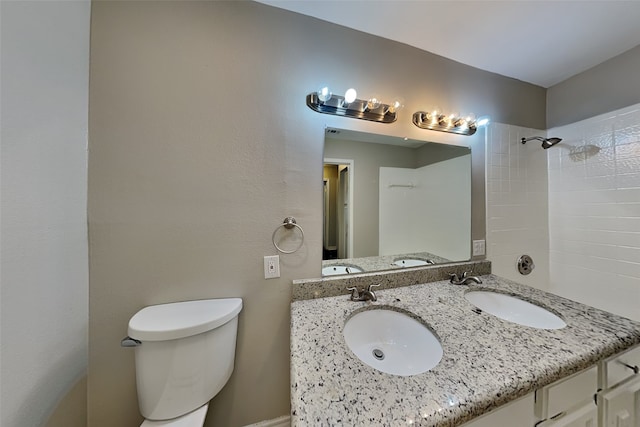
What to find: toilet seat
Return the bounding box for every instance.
[141,404,208,427]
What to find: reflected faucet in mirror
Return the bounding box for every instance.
[322,128,472,277]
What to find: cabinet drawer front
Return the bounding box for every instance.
[460,394,534,427]
[605,344,640,389]
[543,366,598,418]
[536,401,597,427]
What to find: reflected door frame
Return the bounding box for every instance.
[324,158,354,259]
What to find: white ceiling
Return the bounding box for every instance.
[256,0,640,88]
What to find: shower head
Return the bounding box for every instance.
[542,137,562,149]
[521,136,562,149]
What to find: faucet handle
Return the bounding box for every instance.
[367,283,381,292]
[346,287,360,301]
[449,272,482,285]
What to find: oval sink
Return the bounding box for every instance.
[393,258,434,267]
[465,291,566,330]
[343,309,443,376]
[322,265,363,276]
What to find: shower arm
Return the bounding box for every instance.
[521,136,562,149]
[521,136,545,144]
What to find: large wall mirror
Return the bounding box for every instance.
[322,128,471,276]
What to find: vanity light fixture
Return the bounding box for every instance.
[306,86,401,124]
[412,109,480,136]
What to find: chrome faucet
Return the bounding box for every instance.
[449,272,482,285]
[347,284,381,302]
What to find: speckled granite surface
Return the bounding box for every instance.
[290,275,640,426]
[322,251,451,274]
[293,260,491,301]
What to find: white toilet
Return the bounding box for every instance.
[123,298,243,426]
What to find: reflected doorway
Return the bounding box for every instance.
[323,158,354,260]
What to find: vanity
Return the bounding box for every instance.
[298,128,640,425]
[290,266,640,426]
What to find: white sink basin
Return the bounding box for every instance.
[465,291,566,330]
[343,309,443,376]
[393,258,434,267]
[322,265,363,276]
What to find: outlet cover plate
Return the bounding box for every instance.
[264,255,280,279]
[472,240,486,256]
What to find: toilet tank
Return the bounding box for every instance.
[127,298,243,421]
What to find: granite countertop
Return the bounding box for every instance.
[290,274,640,426]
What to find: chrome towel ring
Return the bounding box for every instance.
[272,217,305,254]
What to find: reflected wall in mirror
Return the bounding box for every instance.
[322,128,471,277]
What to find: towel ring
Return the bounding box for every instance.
[272,217,305,254]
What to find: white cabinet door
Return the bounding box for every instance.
[536,366,598,420]
[537,402,598,427]
[600,375,640,427]
[460,393,534,427]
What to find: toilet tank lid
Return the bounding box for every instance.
[128,298,243,341]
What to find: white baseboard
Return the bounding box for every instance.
[243,415,290,427]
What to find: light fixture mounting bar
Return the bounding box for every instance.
[412,111,477,136]
[306,93,397,124]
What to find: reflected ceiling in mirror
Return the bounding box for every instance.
[322,128,471,277]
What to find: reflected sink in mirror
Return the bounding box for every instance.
[321,265,364,276]
[343,308,443,376]
[393,258,435,267]
[465,291,566,330]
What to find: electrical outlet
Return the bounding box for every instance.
[472,240,486,256]
[264,255,280,279]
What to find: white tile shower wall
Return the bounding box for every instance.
[485,123,550,290]
[379,156,471,261]
[548,104,640,321]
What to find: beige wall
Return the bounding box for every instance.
[547,45,640,127]
[88,1,545,425]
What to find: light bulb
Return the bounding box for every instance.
[388,98,404,114]
[317,86,332,102]
[429,106,441,124]
[457,113,475,129]
[447,112,458,128]
[344,88,357,104]
[367,96,381,110]
[456,118,469,129]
